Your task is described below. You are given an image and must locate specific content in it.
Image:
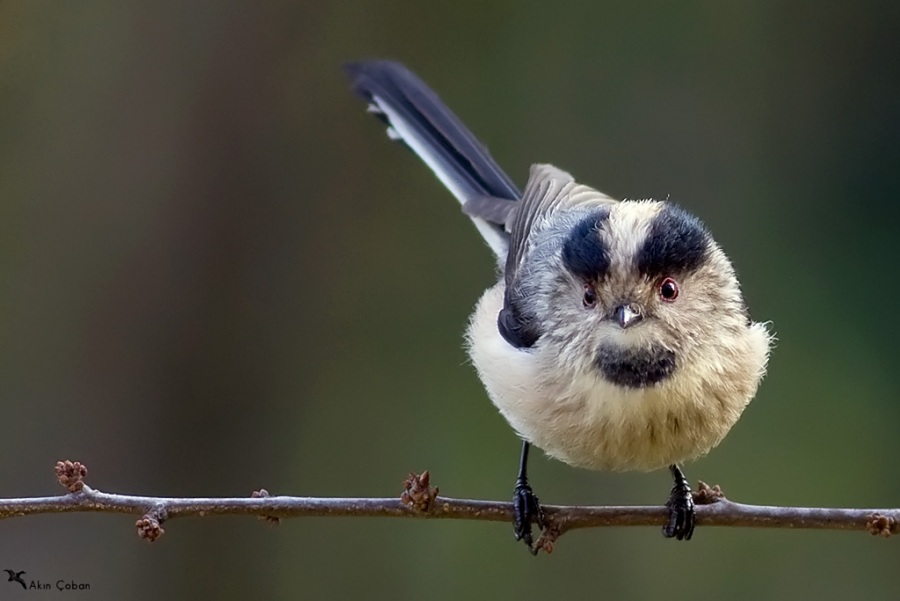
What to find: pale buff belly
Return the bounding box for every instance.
[466,284,755,472]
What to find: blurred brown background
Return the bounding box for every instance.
[1,1,899,599]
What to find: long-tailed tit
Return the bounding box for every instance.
[345,60,772,553]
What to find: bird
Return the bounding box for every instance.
[5,569,26,589]
[344,59,772,553]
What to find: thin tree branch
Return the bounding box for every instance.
[0,462,895,551]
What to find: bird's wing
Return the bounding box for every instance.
[505,164,618,285]
[344,60,521,258]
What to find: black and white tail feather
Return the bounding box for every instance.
[344,60,522,258]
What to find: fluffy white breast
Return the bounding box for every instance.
[466,283,770,472]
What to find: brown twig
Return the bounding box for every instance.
[1,486,895,536]
[0,462,894,549]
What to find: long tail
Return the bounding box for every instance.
[344,60,521,257]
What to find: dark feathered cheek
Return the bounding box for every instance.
[594,344,677,388]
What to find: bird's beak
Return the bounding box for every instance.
[613,304,643,329]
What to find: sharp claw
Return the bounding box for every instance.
[513,479,544,554]
[663,498,695,540]
[663,466,695,541]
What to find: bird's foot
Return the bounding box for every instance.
[513,478,545,554]
[663,470,695,541]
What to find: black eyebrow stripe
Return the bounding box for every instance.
[561,209,611,280]
[636,205,710,277]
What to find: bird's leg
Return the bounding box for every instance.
[512,441,545,554]
[663,463,695,540]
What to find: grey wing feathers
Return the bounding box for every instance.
[462,195,519,226]
[344,60,522,257]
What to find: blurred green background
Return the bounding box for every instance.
[1,1,899,599]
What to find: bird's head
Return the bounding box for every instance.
[513,200,750,388]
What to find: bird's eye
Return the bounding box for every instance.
[582,283,597,308]
[659,277,679,302]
